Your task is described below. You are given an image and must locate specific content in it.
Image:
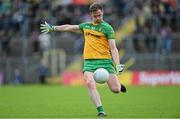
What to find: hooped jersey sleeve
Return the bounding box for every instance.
[79,22,89,33]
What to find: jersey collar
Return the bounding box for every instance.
[92,21,104,26]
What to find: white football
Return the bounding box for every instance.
[94,68,109,84]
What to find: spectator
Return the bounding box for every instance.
[74,36,84,54]
[150,27,158,52]
[143,20,158,53]
[0,29,11,57]
[38,33,51,55]
[150,0,162,31]
[39,62,48,84]
[31,30,40,54]
[160,25,173,54]
[13,68,23,85]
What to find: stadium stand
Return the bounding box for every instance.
[0,0,180,83]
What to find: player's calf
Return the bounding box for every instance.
[110,86,120,93]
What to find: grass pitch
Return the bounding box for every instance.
[0,85,180,118]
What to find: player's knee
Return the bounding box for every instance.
[85,80,96,90]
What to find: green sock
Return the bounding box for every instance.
[97,106,104,113]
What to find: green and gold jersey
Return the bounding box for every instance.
[79,21,115,59]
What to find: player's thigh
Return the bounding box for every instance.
[84,71,96,89]
[107,74,120,92]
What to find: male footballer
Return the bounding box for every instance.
[40,3,126,117]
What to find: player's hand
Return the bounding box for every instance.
[40,21,55,33]
[116,64,125,74]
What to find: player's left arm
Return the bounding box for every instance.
[40,21,81,33]
[109,39,120,65]
[109,39,124,73]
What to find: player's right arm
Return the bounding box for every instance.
[40,21,81,33]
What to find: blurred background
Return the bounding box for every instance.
[0,0,180,86]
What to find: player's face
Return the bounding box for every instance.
[91,9,103,24]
